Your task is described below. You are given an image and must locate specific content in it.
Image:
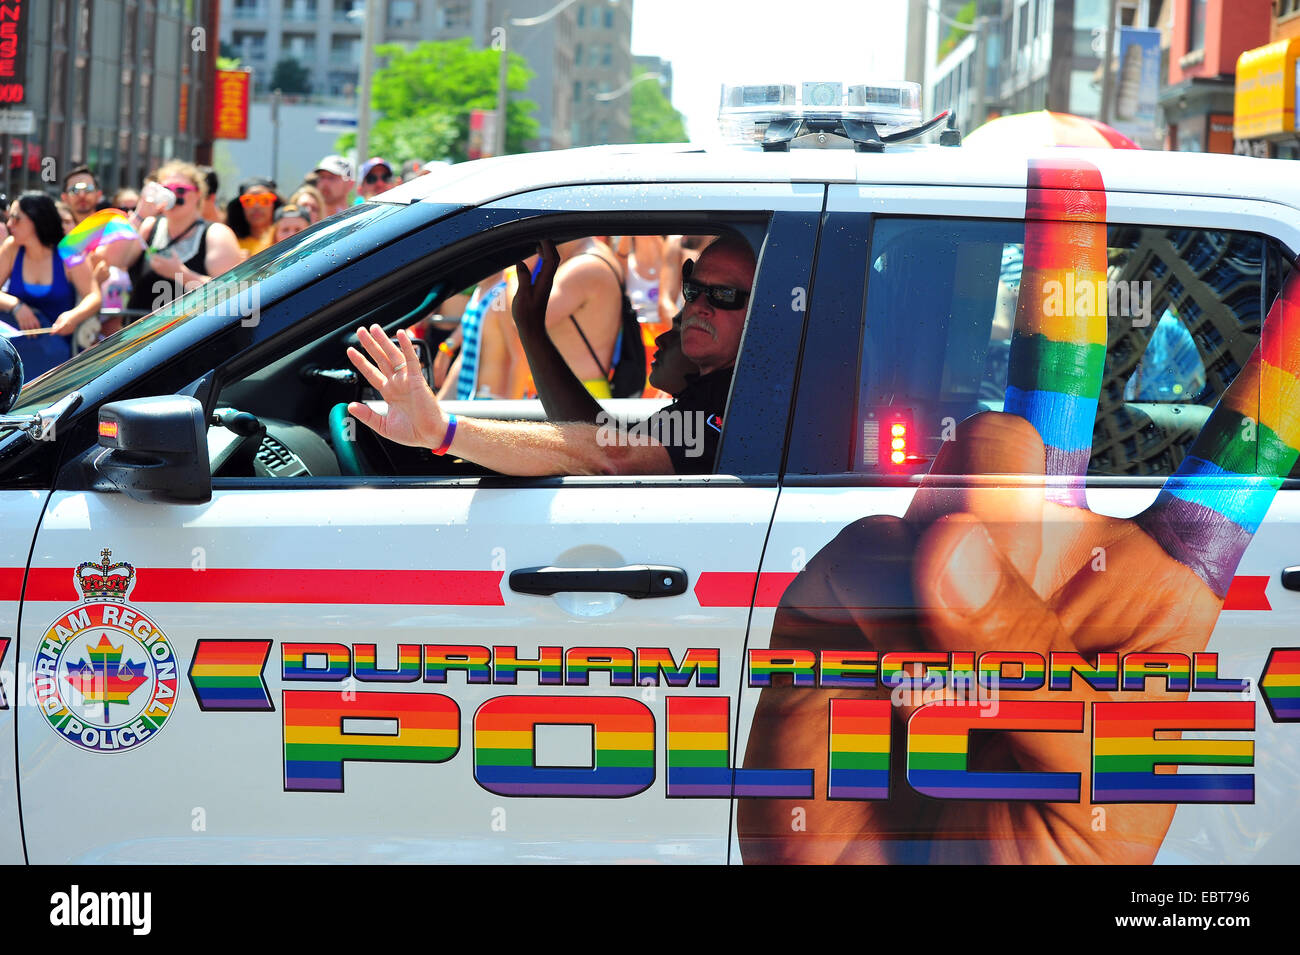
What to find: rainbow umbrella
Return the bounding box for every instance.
[964,110,1140,150]
[58,209,143,266]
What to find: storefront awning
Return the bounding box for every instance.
[1235,38,1300,140]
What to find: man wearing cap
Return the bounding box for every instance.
[312,155,355,217]
[357,158,396,201]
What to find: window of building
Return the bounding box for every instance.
[577,3,586,26]
[389,0,418,27]
[1188,0,1207,52]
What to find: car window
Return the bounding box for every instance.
[854,218,1285,478]
[209,223,773,481]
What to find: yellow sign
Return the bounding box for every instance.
[1235,39,1300,140]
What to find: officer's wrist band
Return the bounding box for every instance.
[432,414,457,455]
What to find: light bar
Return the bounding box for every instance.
[718,80,922,144]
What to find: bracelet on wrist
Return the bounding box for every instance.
[438,341,454,356]
[432,414,458,456]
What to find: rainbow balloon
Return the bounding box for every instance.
[57,209,143,266]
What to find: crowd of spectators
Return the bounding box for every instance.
[0,153,711,409]
[0,153,435,377]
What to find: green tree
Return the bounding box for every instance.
[270,56,312,95]
[936,0,976,63]
[629,68,686,143]
[339,39,539,163]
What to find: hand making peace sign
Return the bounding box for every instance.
[739,159,1299,865]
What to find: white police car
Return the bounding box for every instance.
[1,82,1298,864]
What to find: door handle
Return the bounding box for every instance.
[509,565,687,598]
[1282,567,1300,591]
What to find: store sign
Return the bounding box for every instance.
[0,0,28,104]
[0,107,32,134]
[468,108,497,160]
[1234,38,1299,140]
[213,69,251,140]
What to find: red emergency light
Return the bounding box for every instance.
[861,406,918,473]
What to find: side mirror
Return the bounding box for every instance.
[93,396,211,505]
[0,337,22,415]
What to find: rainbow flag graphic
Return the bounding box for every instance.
[1259,648,1300,722]
[188,639,273,710]
[63,634,148,722]
[57,209,143,266]
[1005,158,1109,504]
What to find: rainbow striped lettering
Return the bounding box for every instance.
[636,647,720,687]
[492,646,564,685]
[474,696,654,797]
[1048,652,1120,692]
[422,644,492,684]
[1120,652,1191,692]
[819,650,879,689]
[1191,653,1249,692]
[1092,701,1254,803]
[977,651,1046,691]
[282,642,349,681]
[666,696,733,797]
[353,643,421,683]
[907,701,1084,800]
[828,699,891,800]
[283,689,459,792]
[564,647,636,686]
[747,649,817,688]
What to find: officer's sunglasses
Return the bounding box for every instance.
[681,277,750,311]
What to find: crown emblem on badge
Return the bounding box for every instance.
[74,549,136,602]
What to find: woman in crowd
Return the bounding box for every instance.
[288,185,326,225]
[226,177,282,256]
[272,205,313,243]
[0,192,102,377]
[110,160,242,319]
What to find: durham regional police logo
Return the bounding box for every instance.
[32,550,179,754]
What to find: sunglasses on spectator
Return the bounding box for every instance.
[66,183,98,195]
[364,171,393,185]
[239,192,278,210]
[163,182,197,206]
[681,278,750,311]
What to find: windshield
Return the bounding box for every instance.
[10,203,408,416]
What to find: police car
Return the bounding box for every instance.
[1,82,1298,864]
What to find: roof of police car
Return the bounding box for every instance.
[377,142,1300,214]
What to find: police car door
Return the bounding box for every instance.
[16,184,821,863]
[735,170,1300,864]
[0,426,56,864]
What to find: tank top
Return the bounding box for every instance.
[126,217,211,314]
[9,247,76,322]
[624,252,661,324]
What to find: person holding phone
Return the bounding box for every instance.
[111,161,241,320]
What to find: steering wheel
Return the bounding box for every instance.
[329,402,373,476]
